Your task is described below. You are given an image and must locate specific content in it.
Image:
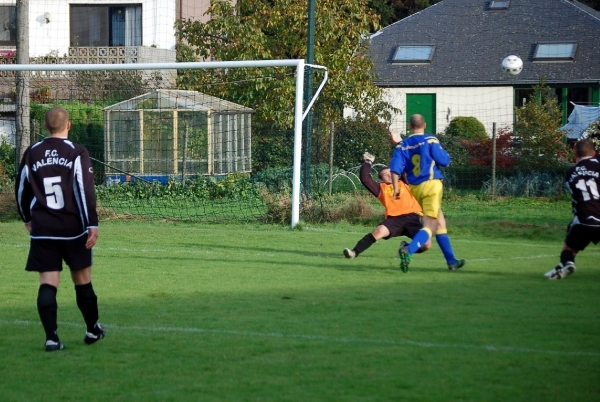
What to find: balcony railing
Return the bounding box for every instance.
[0,46,176,67]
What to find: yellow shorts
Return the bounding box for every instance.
[409,180,443,219]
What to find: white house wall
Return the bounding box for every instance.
[20,0,176,57]
[372,86,515,138]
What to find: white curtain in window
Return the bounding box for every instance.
[125,6,142,46]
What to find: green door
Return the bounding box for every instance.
[406,94,436,134]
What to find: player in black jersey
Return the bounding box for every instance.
[545,139,600,280]
[15,107,106,351]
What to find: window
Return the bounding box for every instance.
[0,6,16,45]
[489,1,510,10]
[392,45,435,64]
[70,4,142,47]
[533,43,577,61]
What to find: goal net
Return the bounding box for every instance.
[1,60,327,226]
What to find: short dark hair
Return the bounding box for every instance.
[45,107,70,134]
[574,139,596,158]
[378,167,390,181]
[409,114,425,129]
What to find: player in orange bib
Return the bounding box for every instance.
[343,152,431,266]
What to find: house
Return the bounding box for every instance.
[0,0,223,144]
[367,0,600,138]
[0,0,225,62]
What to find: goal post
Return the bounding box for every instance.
[0,60,328,228]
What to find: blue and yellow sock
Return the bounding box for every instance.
[435,229,457,266]
[408,228,432,254]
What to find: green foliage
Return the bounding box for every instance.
[96,174,261,204]
[175,0,395,128]
[582,118,600,151]
[0,138,16,188]
[369,0,442,26]
[445,116,488,141]
[251,163,345,194]
[438,134,469,166]
[251,123,295,171]
[333,118,393,170]
[31,102,107,183]
[514,79,568,171]
[75,70,163,103]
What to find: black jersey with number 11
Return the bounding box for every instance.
[15,137,99,239]
[565,156,600,225]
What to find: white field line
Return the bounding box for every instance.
[1,319,598,358]
[2,242,599,261]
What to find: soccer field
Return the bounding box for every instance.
[0,220,599,401]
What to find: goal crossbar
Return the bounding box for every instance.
[3,59,329,228]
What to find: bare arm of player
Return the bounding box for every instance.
[391,172,401,199]
[85,227,98,249]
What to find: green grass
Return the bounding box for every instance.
[0,220,599,401]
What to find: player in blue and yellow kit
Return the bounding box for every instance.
[389,114,465,272]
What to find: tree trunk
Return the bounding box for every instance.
[16,0,30,159]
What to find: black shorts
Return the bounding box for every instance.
[25,235,92,272]
[380,213,423,240]
[565,223,600,252]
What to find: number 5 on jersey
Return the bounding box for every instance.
[44,176,65,209]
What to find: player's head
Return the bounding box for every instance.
[574,139,595,160]
[408,114,426,133]
[44,107,71,135]
[378,167,392,184]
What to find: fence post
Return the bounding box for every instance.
[328,121,334,196]
[181,123,188,182]
[491,122,497,197]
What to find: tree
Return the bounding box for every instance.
[582,119,600,151]
[333,118,393,170]
[175,0,394,130]
[514,79,567,171]
[368,0,442,26]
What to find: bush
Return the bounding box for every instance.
[513,79,567,171]
[333,118,394,170]
[0,138,16,189]
[582,118,600,151]
[445,116,488,141]
[438,134,469,166]
[251,123,295,171]
[461,127,517,169]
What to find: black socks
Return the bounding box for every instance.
[354,234,377,256]
[75,282,99,333]
[560,250,575,265]
[37,284,59,342]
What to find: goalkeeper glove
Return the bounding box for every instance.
[363,152,375,164]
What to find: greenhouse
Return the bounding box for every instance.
[104,89,253,183]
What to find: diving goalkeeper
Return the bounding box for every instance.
[343,152,432,261]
